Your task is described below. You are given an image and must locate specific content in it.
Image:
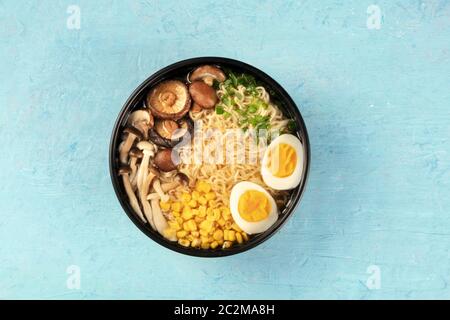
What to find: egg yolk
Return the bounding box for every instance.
[267,143,297,178]
[238,190,271,222]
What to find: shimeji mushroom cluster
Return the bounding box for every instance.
[117,65,228,244]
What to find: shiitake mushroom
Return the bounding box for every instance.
[189,65,226,86]
[189,81,217,109]
[153,148,179,172]
[147,80,191,120]
[148,117,193,148]
[155,120,179,140]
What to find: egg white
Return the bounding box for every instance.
[261,134,304,190]
[230,181,278,235]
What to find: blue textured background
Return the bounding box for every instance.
[1,0,449,299]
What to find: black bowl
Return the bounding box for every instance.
[109,57,310,257]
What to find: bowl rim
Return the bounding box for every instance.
[109,57,311,257]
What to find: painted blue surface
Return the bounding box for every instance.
[1,0,449,299]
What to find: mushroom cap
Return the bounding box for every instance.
[155,120,179,140]
[176,172,190,185]
[189,81,218,109]
[189,65,226,84]
[129,147,143,158]
[149,117,193,148]
[123,126,143,140]
[191,102,203,113]
[118,166,132,175]
[153,148,179,172]
[127,109,154,139]
[147,80,191,120]
[128,109,151,126]
[148,129,173,148]
[136,140,155,151]
[175,118,193,139]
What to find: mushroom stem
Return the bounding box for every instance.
[146,193,161,201]
[153,179,170,202]
[139,171,157,230]
[151,198,175,241]
[136,142,155,189]
[121,174,146,223]
[129,157,138,188]
[136,154,150,188]
[119,134,136,164]
[118,167,146,223]
[119,127,143,164]
[161,181,180,192]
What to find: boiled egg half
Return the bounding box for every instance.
[230,181,278,234]
[261,134,303,190]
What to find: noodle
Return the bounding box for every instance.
[176,83,290,208]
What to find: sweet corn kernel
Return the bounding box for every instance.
[168,221,181,231]
[242,232,249,241]
[160,201,171,211]
[178,239,190,247]
[171,202,182,212]
[213,229,224,241]
[200,220,214,232]
[191,231,200,238]
[188,199,198,208]
[198,196,208,205]
[236,232,243,244]
[180,193,190,202]
[191,191,200,200]
[163,228,176,239]
[217,218,226,227]
[222,241,232,249]
[223,229,229,241]
[201,236,210,244]
[176,230,188,238]
[231,223,243,232]
[191,238,201,247]
[201,243,210,249]
[194,216,204,224]
[213,208,221,221]
[183,222,190,231]
[176,217,183,225]
[202,182,211,193]
[192,208,199,216]
[182,207,193,220]
[217,239,224,246]
[196,180,211,193]
[198,205,207,217]
[206,215,216,222]
[225,221,233,229]
[186,234,195,241]
[208,200,217,207]
[199,229,209,237]
[210,241,219,249]
[205,192,216,200]
[228,230,236,241]
[187,219,197,231]
[172,211,181,218]
[221,207,231,216]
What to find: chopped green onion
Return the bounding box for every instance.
[247,104,258,114]
[287,119,296,131]
[215,106,225,115]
